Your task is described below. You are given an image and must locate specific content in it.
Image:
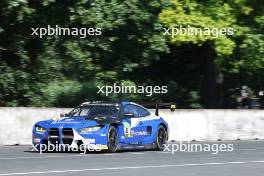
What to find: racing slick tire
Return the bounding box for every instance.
[156,125,168,151]
[107,126,118,153]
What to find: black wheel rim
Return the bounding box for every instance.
[108,129,117,150]
[158,128,167,148]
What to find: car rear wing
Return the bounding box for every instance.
[138,101,177,116]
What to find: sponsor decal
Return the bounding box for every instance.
[51,119,79,124]
[122,121,131,137]
[33,138,41,143]
[85,138,96,144]
[131,130,147,136]
[64,118,75,122]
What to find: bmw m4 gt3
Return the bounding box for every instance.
[32,101,171,152]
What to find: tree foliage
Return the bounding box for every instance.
[0,0,263,108]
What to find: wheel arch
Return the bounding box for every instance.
[159,122,167,131]
[110,123,119,129]
[157,121,169,140]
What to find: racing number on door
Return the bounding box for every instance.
[122,121,131,138]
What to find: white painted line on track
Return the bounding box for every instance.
[1,160,264,175]
[0,151,158,160]
[0,151,148,160]
[127,152,145,155]
[156,151,170,154]
[0,153,121,160]
[102,153,120,156]
[238,149,258,151]
[0,156,78,160]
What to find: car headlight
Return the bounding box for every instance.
[80,126,101,133]
[35,126,47,133]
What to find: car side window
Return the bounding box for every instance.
[124,104,150,118]
[137,106,151,117]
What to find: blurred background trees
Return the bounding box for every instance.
[0,0,263,108]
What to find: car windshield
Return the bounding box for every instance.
[68,105,119,118]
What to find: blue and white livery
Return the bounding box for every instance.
[32,101,170,152]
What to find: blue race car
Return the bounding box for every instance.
[32,101,173,152]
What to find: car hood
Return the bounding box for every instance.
[35,115,121,129]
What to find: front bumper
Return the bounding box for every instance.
[32,127,109,151]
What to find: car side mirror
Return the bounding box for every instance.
[60,113,69,117]
[124,113,135,118]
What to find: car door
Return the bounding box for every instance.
[122,104,151,144]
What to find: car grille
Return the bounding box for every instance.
[48,128,59,144]
[62,128,74,145]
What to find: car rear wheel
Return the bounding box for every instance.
[156,126,168,151]
[107,126,118,153]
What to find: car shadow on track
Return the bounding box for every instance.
[24,146,157,154]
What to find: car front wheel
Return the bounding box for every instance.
[107,126,118,152]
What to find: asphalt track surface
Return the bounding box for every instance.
[0,141,264,176]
